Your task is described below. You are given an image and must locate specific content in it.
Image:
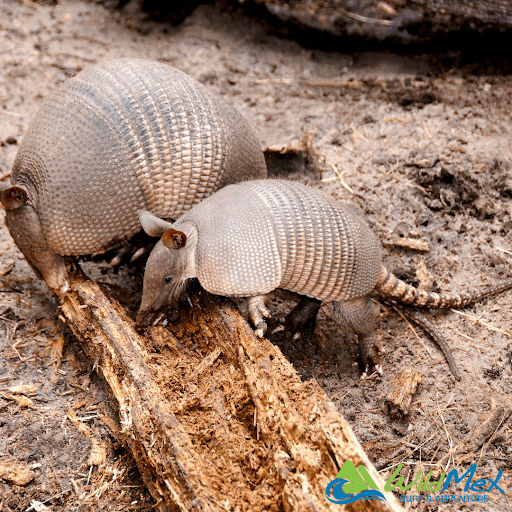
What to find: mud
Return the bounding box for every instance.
[1,0,512,510]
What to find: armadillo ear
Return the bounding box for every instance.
[162,228,187,249]
[138,210,173,237]
[1,185,28,211]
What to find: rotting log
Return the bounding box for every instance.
[59,271,404,512]
[247,0,512,43]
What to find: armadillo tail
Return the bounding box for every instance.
[375,266,512,309]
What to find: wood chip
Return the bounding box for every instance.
[27,501,51,512]
[193,346,222,378]
[0,460,36,485]
[0,383,40,396]
[415,260,430,290]
[383,368,422,418]
[0,392,35,408]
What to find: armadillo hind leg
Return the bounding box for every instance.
[247,295,271,338]
[280,296,322,341]
[6,205,68,294]
[331,297,382,377]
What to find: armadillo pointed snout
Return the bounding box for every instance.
[136,306,153,326]
[136,287,170,326]
[136,294,160,325]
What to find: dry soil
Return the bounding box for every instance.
[1,1,512,511]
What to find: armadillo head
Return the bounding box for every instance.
[136,211,197,326]
[1,183,69,294]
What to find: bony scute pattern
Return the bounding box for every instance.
[177,185,282,297]
[1,58,266,293]
[238,180,383,302]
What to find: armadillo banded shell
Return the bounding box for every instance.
[175,186,282,297]
[177,180,383,302]
[11,59,266,256]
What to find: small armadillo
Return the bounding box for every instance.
[0,58,267,294]
[137,179,512,376]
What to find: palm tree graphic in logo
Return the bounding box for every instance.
[325,460,387,505]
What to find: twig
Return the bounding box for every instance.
[450,309,512,337]
[0,110,26,118]
[304,79,364,88]
[421,121,432,139]
[393,307,435,360]
[401,310,461,380]
[336,7,394,25]
[496,246,512,257]
[255,78,294,85]
[329,163,353,194]
[436,399,455,470]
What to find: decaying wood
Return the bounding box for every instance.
[59,271,404,511]
[456,397,512,464]
[383,369,422,418]
[248,0,512,43]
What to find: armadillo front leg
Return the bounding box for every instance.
[247,295,271,338]
[331,297,382,376]
[6,204,69,294]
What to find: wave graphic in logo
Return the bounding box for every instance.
[325,478,387,505]
[325,461,387,505]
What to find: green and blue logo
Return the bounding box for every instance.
[325,461,504,505]
[324,460,386,504]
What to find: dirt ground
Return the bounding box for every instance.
[1,0,512,510]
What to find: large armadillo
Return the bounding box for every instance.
[137,179,512,376]
[0,58,267,294]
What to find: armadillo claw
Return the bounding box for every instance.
[271,325,286,334]
[247,295,270,337]
[49,279,69,295]
[130,247,148,263]
[255,322,267,338]
[109,253,123,267]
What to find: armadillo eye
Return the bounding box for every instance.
[164,277,172,284]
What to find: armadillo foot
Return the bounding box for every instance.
[331,297,383,376]
[282,296,322,341]
[360,362,383,380]
[108,245,147,266]
[105,231,156,267]
[247,295,271,337]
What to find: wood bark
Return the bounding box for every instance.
[59,271,404,511]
